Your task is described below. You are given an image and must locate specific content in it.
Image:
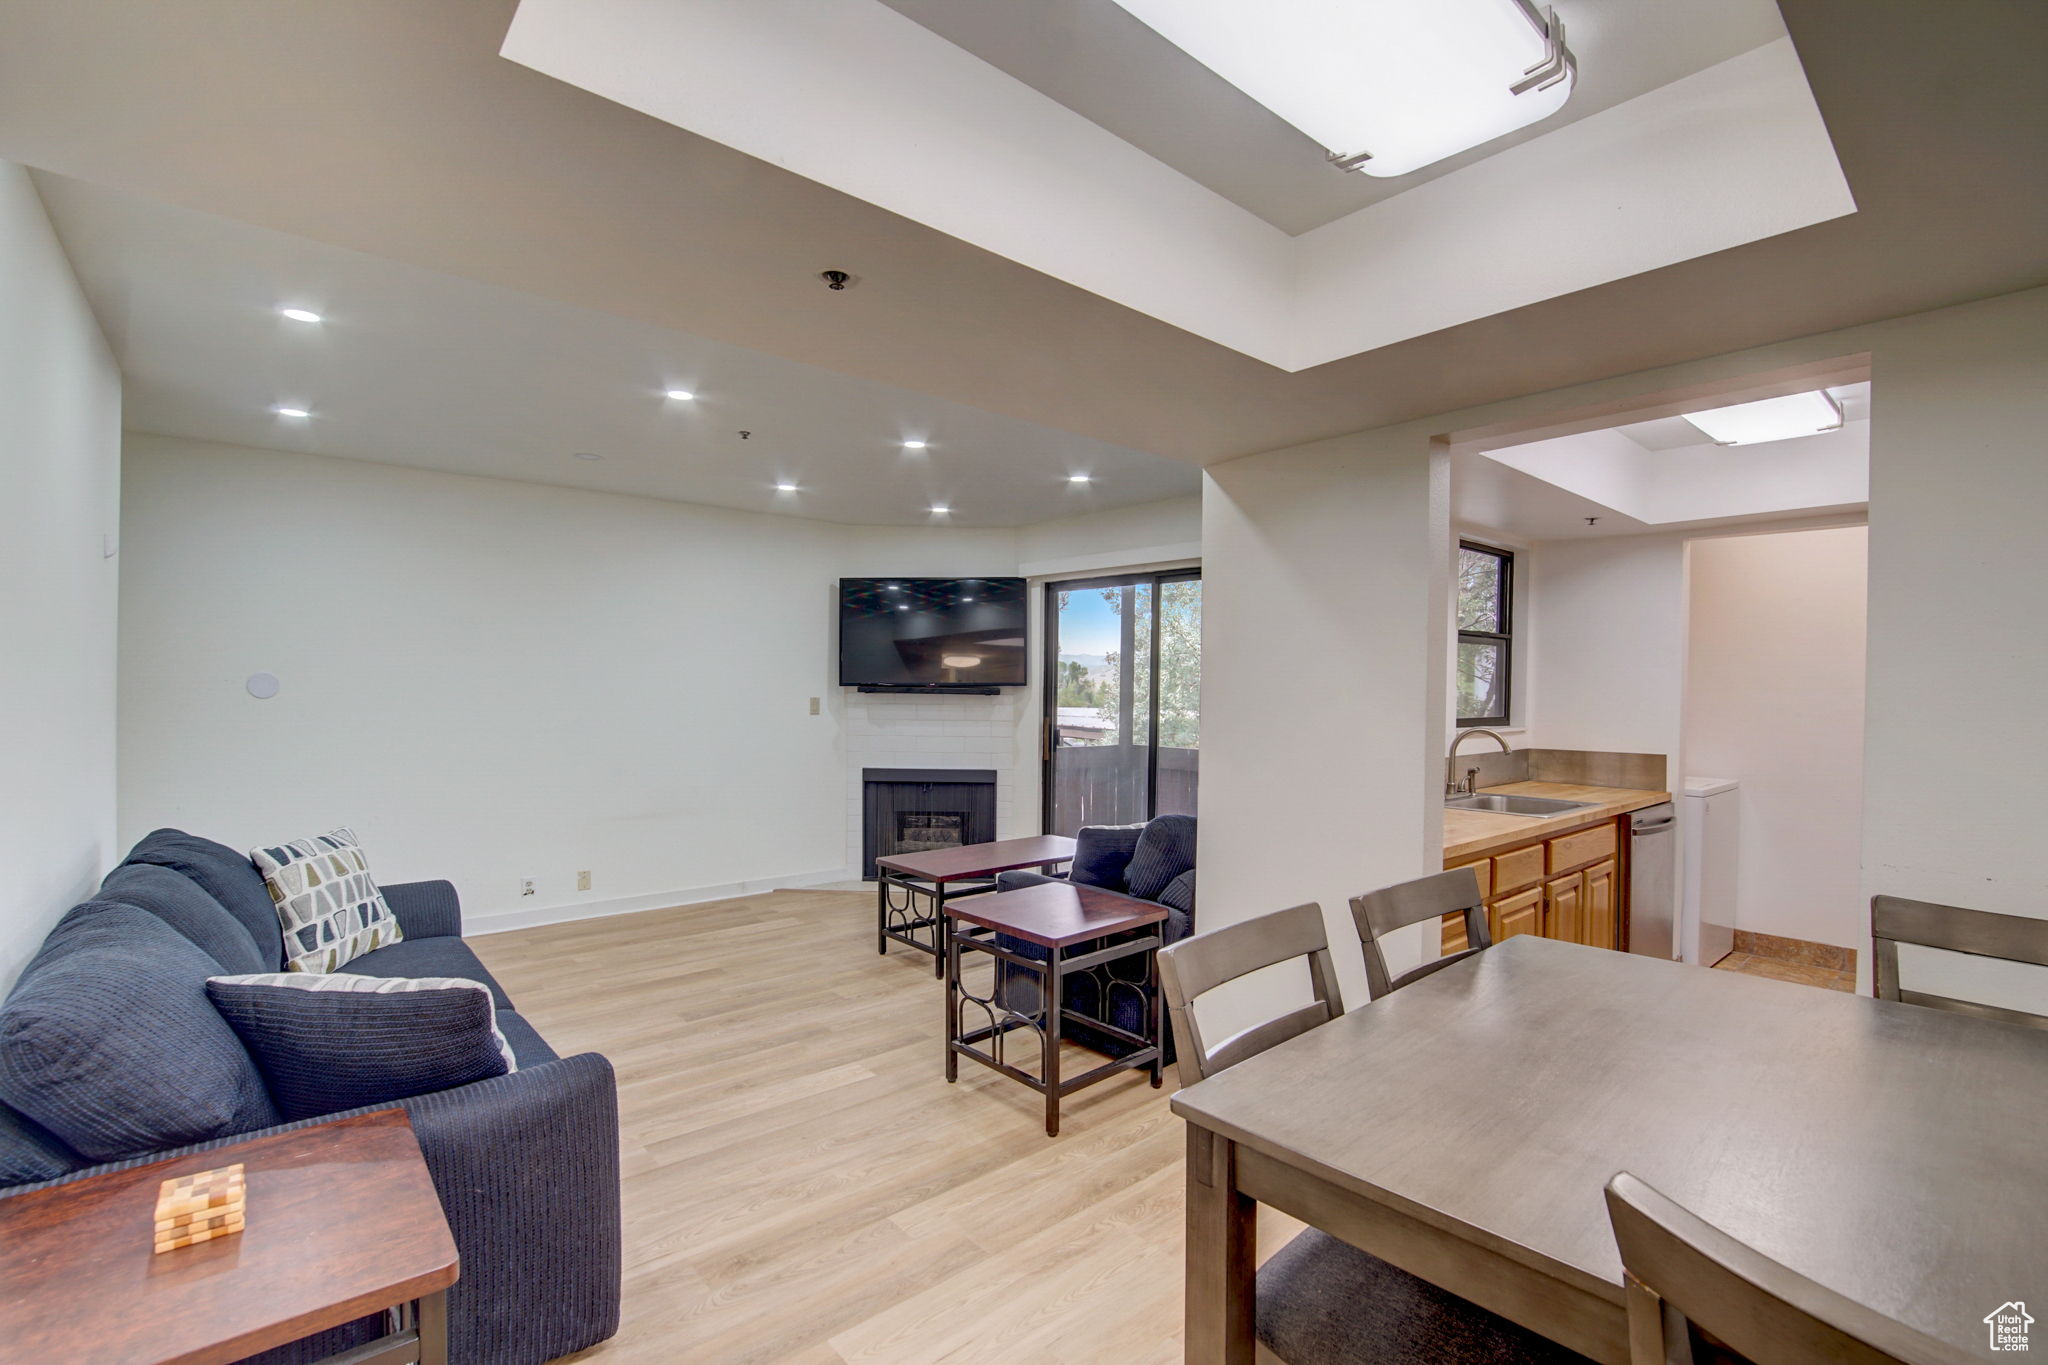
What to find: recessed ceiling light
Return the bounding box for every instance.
[1681,391,1845,446]
[902,440,928,450]
[929,504,950,514]
[962,596,976,603]
[775,481,798,492]
[273,406,311,419]
[574,451,603,461]
[665,388,695,401]
[896,604,909,611]
[1108,0,1576,178]
[278,307,323,323]
[1068,473,1092,483]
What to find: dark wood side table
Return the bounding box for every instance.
[944,880,1167,1136]
[0,1108,458,1365]
[874,834,1076,977]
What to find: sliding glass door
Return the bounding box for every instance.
[1042,571,1200,838]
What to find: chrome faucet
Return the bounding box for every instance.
[1447,728,1512,797]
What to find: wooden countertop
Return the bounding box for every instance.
[1443,781,1670,864]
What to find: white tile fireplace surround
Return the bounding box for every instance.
[842,689,1030,880]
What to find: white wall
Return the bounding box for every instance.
[1861,289,2048,1012]
[1201,432,1448,1013]
[1524,534,1690,775]
[117,434,1200,927]
[1685,528,1867,953]
[1017,495,1201,579]
[0,163,122,990]
[120,435,859,930]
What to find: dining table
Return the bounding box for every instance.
[1171,933,2048,1364]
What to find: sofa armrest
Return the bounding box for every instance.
[995,869,1067,893]
[2,1053,622,1365]
[380,879,462,939]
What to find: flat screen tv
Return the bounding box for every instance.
[838,577,1028,689]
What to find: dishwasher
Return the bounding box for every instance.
[1626,803,1677,959]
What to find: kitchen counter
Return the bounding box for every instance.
[1443,781,1671,864]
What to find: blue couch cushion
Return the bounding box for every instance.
[1125,814,1197,902]
[1071,824,1146,891]
[207,974,513,1121]
[495,1009,560,1067]
[341,937,514,1010]
[0,903,281,1161]
[1156,868,1196,943]
[0,1101,83,1185]
[123,829,284,970]
[97,863,271,975]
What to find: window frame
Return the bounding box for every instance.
[1456,540,1514,729]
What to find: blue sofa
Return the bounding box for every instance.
[0,829,620,1365]
[994,815,1197,1054]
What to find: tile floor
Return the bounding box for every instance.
[1711,951,1856,993]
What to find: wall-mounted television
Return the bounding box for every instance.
[838,577,1028,689]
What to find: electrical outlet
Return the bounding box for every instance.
[577,870,592,892]
[809,696,821,715]
[519,877,536,897]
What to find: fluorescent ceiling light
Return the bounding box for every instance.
[902,440,928,450]
[929,504,950,514]
[273,406,311,419]
[664,388,695,401]
[278,307,323,323]
[774,481,798,492]
[1068,474,1091,483]
[1681,391,1844,446]
[1107,0,1574,178]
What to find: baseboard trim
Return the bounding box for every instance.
[464,866,851,936]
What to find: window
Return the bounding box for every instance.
[1456,541,1512,727]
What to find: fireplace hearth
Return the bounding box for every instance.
[863,769,996,878]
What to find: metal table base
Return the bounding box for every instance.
[945,924,1163,1136]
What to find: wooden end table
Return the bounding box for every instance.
[874,834,1076,977]
[944,880,1167,1136]
[0,1108,458,1365]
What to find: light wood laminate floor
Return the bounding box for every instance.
[470,887,1302,1365]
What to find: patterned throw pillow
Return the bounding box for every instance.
[251,829,403,973]
[205,973,515,1121]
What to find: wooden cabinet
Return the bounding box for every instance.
[1492,887,1543,942]
[1441,816,1630,956]
[1544,873,1584,944]
[1583,859,1618,950]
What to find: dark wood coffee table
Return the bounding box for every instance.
[944,880,1167,1136]
[0,1108,458,1365]
[874,834,1076,977]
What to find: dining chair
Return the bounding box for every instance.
[1604,1172,1976,1365]
[1350,866,1491,999]
[1161,904,1587,1365]
[1157,901,1343,1089]
[1870,894,2048,1029]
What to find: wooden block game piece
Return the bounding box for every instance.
[154,1214,246,1253]
[155,1164,245,1221]
[152,1164,247,1253]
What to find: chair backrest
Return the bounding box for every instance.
[1603,1173,1975,1365]
[1871,895,2048,1030]
[1349,867,1491,999]
[1157,903,1343,1088]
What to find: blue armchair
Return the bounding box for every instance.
[994,815,1196,1055]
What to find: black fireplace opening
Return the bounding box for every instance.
[863,768,996,878]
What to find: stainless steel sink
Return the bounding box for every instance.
[1444,793,1598,817]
